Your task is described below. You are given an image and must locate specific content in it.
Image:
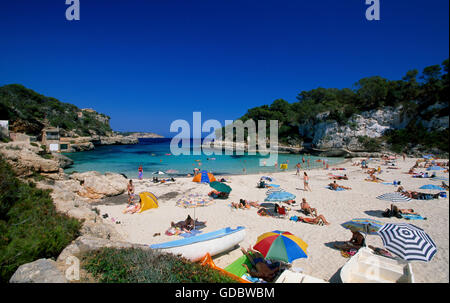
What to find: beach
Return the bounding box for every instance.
[95,157,449,283]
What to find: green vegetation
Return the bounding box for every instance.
[0,156,81,282]
[227,59,449,152]
[82,247,238,283]
[0,84,112,136]
[357,136,382,152]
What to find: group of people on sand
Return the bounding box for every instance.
[291,198,330,225]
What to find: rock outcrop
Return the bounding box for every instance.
[69,171,128,200]
[0,142,60,176]
[9,259,68,283]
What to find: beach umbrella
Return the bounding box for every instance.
[427,166,445,171]
[253,231,308,263]
[376,192,411,203]
[265,191,296,202]
[341,218,383,235]
[423,154,435,159]
[377,223,437,262]
[266,188,285,195]
[176,194,214,208]
[153,171,165,175]
[176,193,214,229]
[209,181,232,193]
[419,184,445,191]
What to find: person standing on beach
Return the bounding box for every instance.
[403,153,406,161]
[303,172,312,191]
[138,165,143,180]
[127,180,135,205]
[307,158,310,169]
[296,163,301,175]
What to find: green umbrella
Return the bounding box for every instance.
[210,181,232,193]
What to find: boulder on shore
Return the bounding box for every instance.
[9,259,67,283]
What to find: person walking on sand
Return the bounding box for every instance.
[138,165,143,180]
[303,172,312,191]
[307,158,310,169]
[296,163,301,175]
[402,153,406,161]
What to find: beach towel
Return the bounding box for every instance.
[401,214,427,220]
[326,186,346,191]
[241,273,267,283]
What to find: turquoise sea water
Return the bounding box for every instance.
[64,138,345,178]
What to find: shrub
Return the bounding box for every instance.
[0,156,81,282]
[358,136,381,152]
[82,247,239,283]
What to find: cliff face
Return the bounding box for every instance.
[298,103,448,152]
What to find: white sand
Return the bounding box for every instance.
[96,157,449,283]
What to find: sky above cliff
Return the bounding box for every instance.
[0,0,448,137]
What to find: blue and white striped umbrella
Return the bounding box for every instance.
[376,192,411,203]
[265,191,296,202]
[377,223,437,262]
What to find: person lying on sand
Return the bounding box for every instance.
[329,174,348,180]
[284,199,297,205]
[366,174,384,182]
[170,215,207,233]
[231,199,260,209]
[295,215,330,225]
[334,229,365,251]
[397,186,440,200]
[329,181,352,190]
[300,198,317,217]
[240,247,280,282]
[123,200,141,214]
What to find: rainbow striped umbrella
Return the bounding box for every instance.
[253,231,308,263]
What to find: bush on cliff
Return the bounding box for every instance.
[0,156,81,282]
[82,247,238,283]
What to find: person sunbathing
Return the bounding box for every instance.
[123,201,141,214]
[232,199,260,209]
[284,199,297,205]
[296,214,330,225]
[208,190,220,198]
[366,174,384,182]
[329,174,348,180]
[240,247,280,282]
[300,198,317,217]
[170,215,206,233]
[334,229,365,251]
[329,181,351,190]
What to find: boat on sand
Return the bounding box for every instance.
[340,247,414,283]
[150,226,246,262]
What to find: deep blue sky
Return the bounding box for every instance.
[0,0,448,137]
